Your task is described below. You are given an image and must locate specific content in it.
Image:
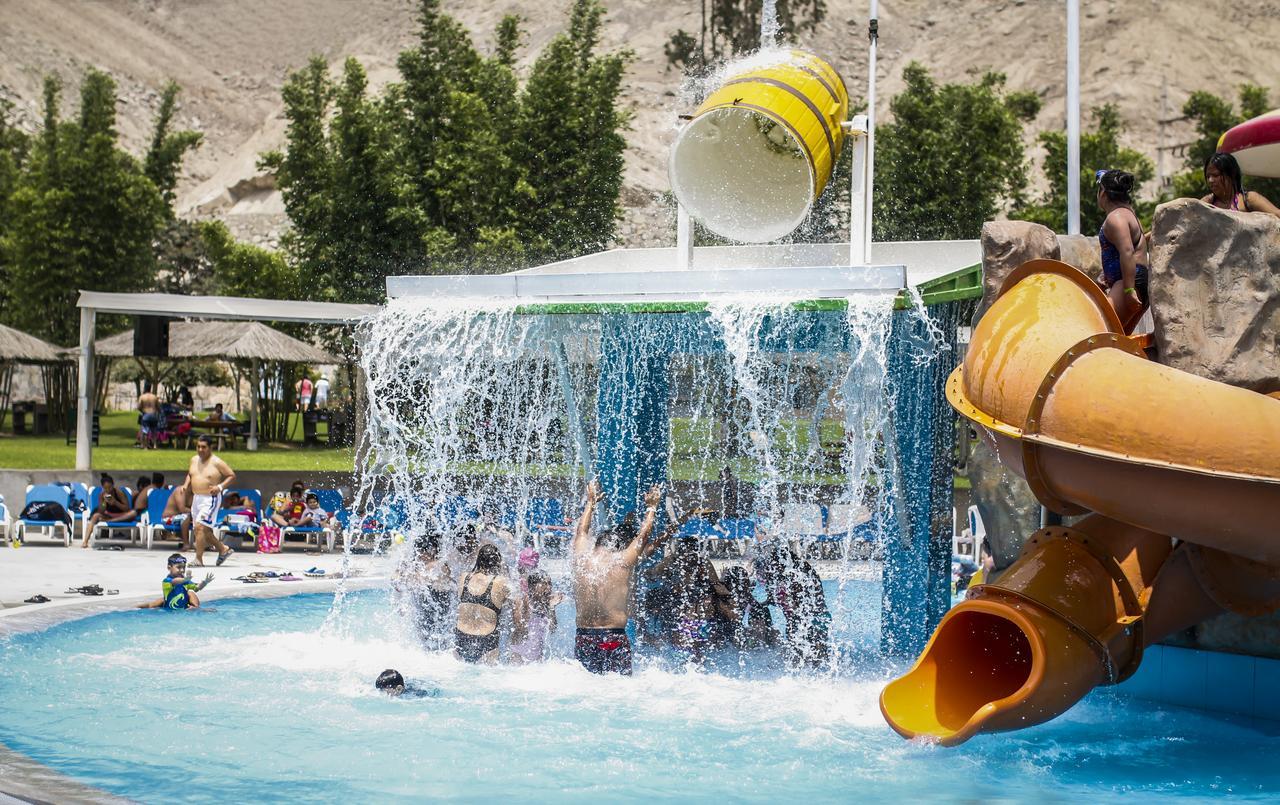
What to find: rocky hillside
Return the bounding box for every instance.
[2,0,1278,251]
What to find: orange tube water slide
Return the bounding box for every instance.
[880,259,1280,746]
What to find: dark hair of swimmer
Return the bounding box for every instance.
[1097,169,1135,204]
[376,669,405,691]
[474,543,502,573]
[415,531,441,557]
[1203,152,1244,196]
[597,511,638,550]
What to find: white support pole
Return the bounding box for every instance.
[1066,0,1081,235]
[248,357,260,451]
[676,202,694,270]
[864,0,879,264]
[75,306,95,471]
[847,115,869,266]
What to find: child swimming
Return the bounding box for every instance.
[375,668,438,699]
[137,553,212,610]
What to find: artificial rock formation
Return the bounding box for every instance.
[1056,233,1103,279]
[975,220,1060,319]
[1148,198,1280,656]
[1150,198,1280,393]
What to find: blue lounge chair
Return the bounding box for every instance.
[87,486,139,546]
[214,488,262,550]
[437,495,479,529]
[310,488,348,551]
[15,484,75,546]
[523,497,569,554]
[143,487,185,550]
[67,482,91,542]
[274,488,343,552]
[711,517,756,557]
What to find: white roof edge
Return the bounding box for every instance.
[387,264,907,301]
[76,291,379,323]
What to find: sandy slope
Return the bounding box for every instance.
[1,0,1278,249]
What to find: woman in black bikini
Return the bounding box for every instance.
[1200,152,1280,218]
[454,543,510,664]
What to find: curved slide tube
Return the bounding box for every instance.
[881,259,1280,746]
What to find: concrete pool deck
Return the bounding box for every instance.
[0,542,392,632]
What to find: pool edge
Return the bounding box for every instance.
[0,576,386,803]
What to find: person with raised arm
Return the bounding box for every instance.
[570,480,662,675]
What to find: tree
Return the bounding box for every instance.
[1016,104,1154,233]
[1171,84,1280,202]
[143,81,202,214]
[0,97,31,315]
[874,63,1040,241]
[259,56,333,290]
[326,58,423,301]
[199,220,300,300]
[514,0,631,262]
[153,218,216,296]
[666,0,826,72]
[5,71,167,345]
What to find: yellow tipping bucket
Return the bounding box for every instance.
[669,50,849,243]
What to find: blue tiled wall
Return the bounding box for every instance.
[1117,644,1280,722]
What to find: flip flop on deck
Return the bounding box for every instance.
[24,595,50,604]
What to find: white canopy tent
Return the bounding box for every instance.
[74,291,377,469]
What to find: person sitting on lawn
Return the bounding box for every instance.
[208,403,236,422]
[138,554,212,610]
[82,474,136,548]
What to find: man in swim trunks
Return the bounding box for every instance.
[184,435,236,567]
[570,480,662,675]
[138,554,212,610]
[138,383,159,449]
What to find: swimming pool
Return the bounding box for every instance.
[1,586,1277,802]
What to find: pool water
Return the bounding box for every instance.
[2,586,1278,802]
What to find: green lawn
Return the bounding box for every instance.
[0,411,354,471]
[3,411,968,490]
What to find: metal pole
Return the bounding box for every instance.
[1066,0,1081,235]
[248,357,260,451]
[75,306,95,471]
[847,115,869,266]
[864,0,879,264]
[676,202,694,270]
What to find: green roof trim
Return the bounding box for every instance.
[893,262,983,309]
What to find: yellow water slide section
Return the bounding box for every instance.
[880,258,1280,746]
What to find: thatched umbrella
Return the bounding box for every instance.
[83,321,335,450]
[0,323,63,363]
[0,323,66,430]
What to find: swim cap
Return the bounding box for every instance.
[518,547,540,570]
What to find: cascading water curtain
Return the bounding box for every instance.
[350,291,910,668]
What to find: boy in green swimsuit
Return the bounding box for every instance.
[138,554,213,610]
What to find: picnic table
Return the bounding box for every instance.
[173,417,241,450]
